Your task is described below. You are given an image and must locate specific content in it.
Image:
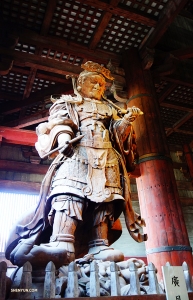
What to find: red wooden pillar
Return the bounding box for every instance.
[122,48,193,281]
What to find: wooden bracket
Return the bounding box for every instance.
[140,47,155,70]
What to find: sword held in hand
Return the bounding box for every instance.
[41,134,85,159]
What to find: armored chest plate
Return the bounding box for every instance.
[75,100,112,121]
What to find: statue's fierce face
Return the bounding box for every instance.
[78,74,106,100]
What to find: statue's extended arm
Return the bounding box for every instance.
[112,106,142,172]
[117,106,142,139]
[112,106,147,243]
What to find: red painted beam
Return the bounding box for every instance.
[0,126,37,146]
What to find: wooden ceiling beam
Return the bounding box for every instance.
[0,45,82,76]
[0,45,125,111]
[115,5,157,27]
[14,116,49,129]
[7,27,121,64]
[89,0,120,50]
[166,112,193,136]
[1,83,73,115]
[171,46,193,60]
[174,128,193,135]
[153,49,193,88]
[2,44,124,82]
[0,126,37,146]
[20,42,43,101]
[77,0,157,27]
[11,66,30,75]
[11,65,71,83]
[0,159,48,175]
[22,68,37,100]
[35,73,70,83]
[171,111,193,130]
[160,102,193,113]
[4,110,49,128]
[158,83,178,103]
[108,0,121,7]
[161,75,193,89]
[12,52,124,86]
[40,0,58,36]
[139,0,189,52]
[89,11,113,50]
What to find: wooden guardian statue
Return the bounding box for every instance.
[5,61,147,269]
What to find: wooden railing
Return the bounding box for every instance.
[1,260,193,299]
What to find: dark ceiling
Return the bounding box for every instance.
[1,0,193,147]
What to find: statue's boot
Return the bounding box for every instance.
[32,212,77,268]
[31,238,75,268]
[88,221,124,262]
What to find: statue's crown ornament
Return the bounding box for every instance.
[81,61,114,80]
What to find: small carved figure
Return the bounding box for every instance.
[6,61,147,269]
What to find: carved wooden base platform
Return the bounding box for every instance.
[48,295,193,300]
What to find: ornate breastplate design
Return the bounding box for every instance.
[76,99,112,149]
